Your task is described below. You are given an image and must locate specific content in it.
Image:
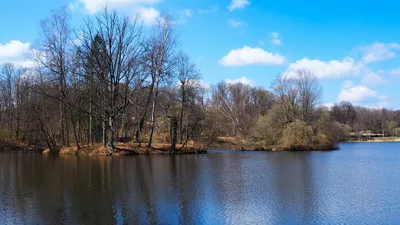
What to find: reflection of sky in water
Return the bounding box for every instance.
[1,143,400,224]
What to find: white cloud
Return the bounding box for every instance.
[362,71,387,85]
[194,80,211,89]
[320,103,334,109]
[366,101,389,109]
[390,67,400,76]
[135,6,160,25]
[198,6,218,14]
[228,0,250,11]
[219,46,285,66]
[361,42,400,64]
[0,40,34,68]
[285,57,360,79]
[177,79,211,90]
[10,60,35,68]
[171,9,193,25]
[270,32,282,46]
[227,19,245,28]
[0,40,30,58]
[179,9,192,17]
[283,41,400,80]
[338,85,378,103]
[68,1,80,11]
[337,81,388,107]
[338,81,389,107]
[73,0,160,14]
[226,76,254,86]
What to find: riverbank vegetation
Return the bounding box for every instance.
[0,7,399,154]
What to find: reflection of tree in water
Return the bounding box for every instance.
[0,153,41,224]
[69,157,116,223]
[2,152,319,224]
[206,153,246,223]
[0,154,123,224]
[168,156,203,224]
[133,156,159,224]
[0,154,67,224]
[267,152,317,223]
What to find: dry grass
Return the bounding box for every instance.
[347,137,400,143]
[0,139,41,152]
[42,141,208,156]
[215,135,337,152]
[214,136,249,148]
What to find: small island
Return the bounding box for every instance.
[0,8,399,155]
[3,2,400,225]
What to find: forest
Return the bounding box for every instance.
[0,7,399,154]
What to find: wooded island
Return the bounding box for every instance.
[1,7,400,155]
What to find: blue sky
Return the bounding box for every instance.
[1,0,400,109]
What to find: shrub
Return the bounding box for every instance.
[279,120,313,150]
[312,134,337,150]
[251,104,286,148]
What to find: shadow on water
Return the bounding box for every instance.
[2,143,400,224]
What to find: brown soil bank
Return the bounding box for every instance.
[42,142,207,156]
[0,139,43,153]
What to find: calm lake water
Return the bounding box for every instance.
[1,143,400,224]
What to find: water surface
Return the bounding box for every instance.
[1,143,400,224]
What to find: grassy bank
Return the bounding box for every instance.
[42,142,207,156]
[213,136,337,151]
[0,139,207,156]
[346,137,400,143]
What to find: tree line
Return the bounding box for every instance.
[0,7,398,152]
[0,7,207,153]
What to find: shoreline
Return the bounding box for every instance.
[4,138,400,155]
[345,137,400,143]
[345,140,400,143]
[210,144,338,152]
[47,143,208,156]
[0,141,207,156]
[212,137,338,152]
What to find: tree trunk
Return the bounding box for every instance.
[60,100,65,145]
[179,85,185,144]
[108,116,115,152]
[147,78,160,147]
[68,105,80,150]
[147,97,157,147]
[135,82,155,143]
[135,120,143,144]
[102,120,107,147]
[89,102,93,145]
[170,117,178,152]
[15,102,20,140]
[65,105,69,146]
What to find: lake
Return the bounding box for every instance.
[1,142,400,224]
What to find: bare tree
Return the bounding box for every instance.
[273,69,321,124]
[0,64,16,138]
[176,51,200,144]
[34,7,80,150]
[78,8,145,152]
[273,75,300,123]
[212,82,268,136]
[295,69,321,124]
[331,101,356,125]
[143,14,177,148]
